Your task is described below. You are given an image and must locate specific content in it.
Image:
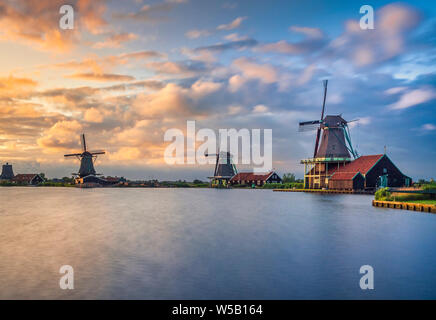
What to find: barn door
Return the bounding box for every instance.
[380,174,388,188]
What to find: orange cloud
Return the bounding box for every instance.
[37,120,84,152]
[0,76,37,97]
[232,58,278,84]
[52,51,165,79]
[66,73,135,82]
[84,108,105,123]
[76,0,107,35]
[93,33,138,49]
[146,61,196,75]
[0,0,107,52]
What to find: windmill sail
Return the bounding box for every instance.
[298,120,322,132]
[81,133,87,152]
[314,80,328,158]
[87,150,106,155]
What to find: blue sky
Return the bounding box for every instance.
[0,0,435,180]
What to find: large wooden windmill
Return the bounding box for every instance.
[64,134,105,179]
[299,80,358,189]
[205,151,237,188]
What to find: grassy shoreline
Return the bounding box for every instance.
[375,187,436,206]
[401,199,436,205]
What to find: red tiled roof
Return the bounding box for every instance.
[329,154,384,181]
[327,165,346,176]
[104,176,120,182]
[330,172,362,180]
[230,171,274,182]
[13,174,39,182]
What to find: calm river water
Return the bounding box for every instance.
[0,187,435,299]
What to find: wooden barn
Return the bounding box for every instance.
[230,171,282,187]
[328,172,365,190]
[328,154,411,191]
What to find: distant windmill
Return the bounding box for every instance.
[64,134,106,178]
[205,151,237,187]
[0,163,14,180]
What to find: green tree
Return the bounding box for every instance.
[282,173,296,183]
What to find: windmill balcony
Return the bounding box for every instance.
[300,157,353,164]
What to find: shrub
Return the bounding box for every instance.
[0,181,14,186]
[39,181,74,187]
[262,183,283,189]
[192,182,209,188]
[422,183,436,191]
[290,182,304,189]
[375,187,392,201]
[261,182,303,189]
[232,183,249,188]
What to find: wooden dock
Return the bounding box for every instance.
[273,188,372,194]
[372,200,436,214]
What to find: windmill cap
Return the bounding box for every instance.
[323,115,347,126]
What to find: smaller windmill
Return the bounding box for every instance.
[64,134,105,179]
[205,151,237,188]
[0,163,14,180]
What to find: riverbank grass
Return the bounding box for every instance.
[401,199,436,205]
[375,187,435,206]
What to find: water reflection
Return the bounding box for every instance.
[0,187,435,299]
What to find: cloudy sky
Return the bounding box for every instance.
[0,0,435,180]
